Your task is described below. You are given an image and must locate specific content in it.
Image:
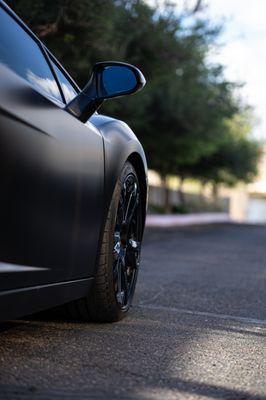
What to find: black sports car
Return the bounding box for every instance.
[0,1,147,322]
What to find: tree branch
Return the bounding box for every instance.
[36,5,65,38]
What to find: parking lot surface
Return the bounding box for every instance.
[0,224,265,399]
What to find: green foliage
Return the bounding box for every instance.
[180,113,262,186]
[8,0,262,188]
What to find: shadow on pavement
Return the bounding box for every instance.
[0,224,265,399]
[0,380,265,400]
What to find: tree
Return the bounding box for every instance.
[179,113,262,198]
[8,0,262,212]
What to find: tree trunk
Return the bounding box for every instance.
[178,176,185,208]
[161,176,172,213]
[212,182,219,202]
[199,181,207,200]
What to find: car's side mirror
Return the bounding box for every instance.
[66,61,146,123]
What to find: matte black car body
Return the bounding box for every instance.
[0,1,147,321]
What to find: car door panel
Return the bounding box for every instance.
[0,65,104,291]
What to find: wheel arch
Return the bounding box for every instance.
[127,152,148,236]
[89,114,148,276]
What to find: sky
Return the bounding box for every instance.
[148,0,266,140]
[205,0,266,140]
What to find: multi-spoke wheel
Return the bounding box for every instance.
[64,161,143,322]
[113,172,142,310]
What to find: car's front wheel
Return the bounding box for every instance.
[66,161,143,322]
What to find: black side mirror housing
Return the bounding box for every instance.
[66,61,146,123]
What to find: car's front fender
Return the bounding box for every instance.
[90,113,148,235]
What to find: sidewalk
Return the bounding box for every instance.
[146,212,231,227]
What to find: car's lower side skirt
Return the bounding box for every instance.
[0,277,94,321]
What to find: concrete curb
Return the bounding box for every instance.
[146,213,232,227]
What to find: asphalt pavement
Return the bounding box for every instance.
[0,223,265,400]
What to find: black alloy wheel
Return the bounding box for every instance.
[113,171,142,310]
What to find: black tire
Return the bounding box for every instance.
[65,161,143,322]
